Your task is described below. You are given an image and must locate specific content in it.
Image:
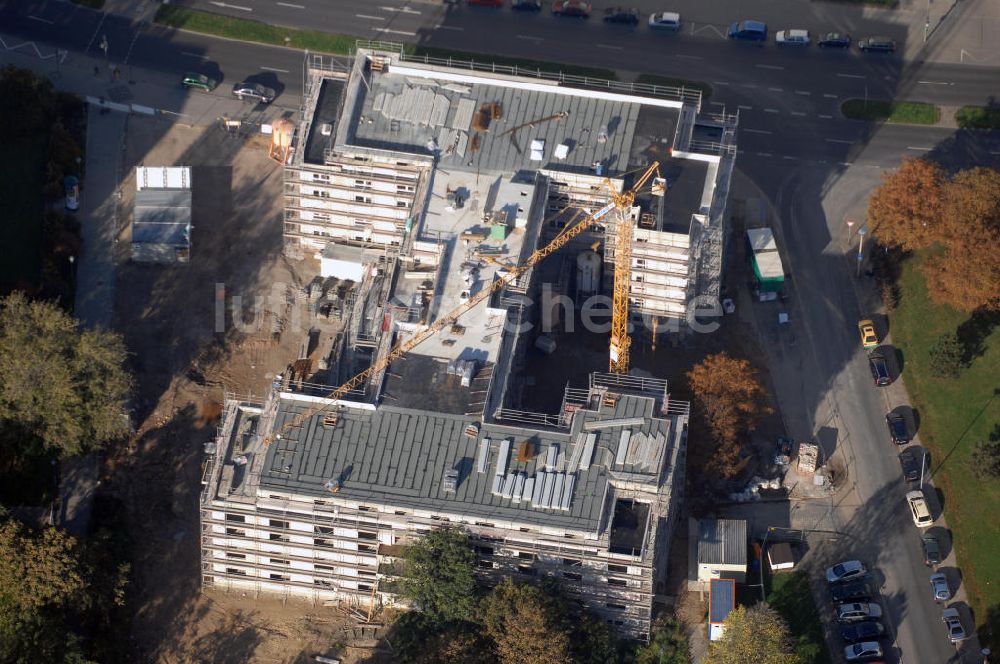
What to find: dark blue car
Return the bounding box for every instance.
[728,20,768,41]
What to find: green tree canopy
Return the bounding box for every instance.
[706,604,803,664]
[634,615,688,664]
[0,293,132,456]
[480,578,573,664]
[397,527,478,623]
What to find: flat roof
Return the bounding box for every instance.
[337,61,681,178]
[133,189,191,245]
[698,518,748,566]
[136,166,189,190]
[709,578,736,623]
[304,77,345,166]
[381,354,494,416]
[257,389,672,532]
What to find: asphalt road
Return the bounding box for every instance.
[2,0,996,661]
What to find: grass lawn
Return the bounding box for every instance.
[841,99,940,125]
[955,105,1000,129]
[635,73,712,101]
[0,136,47,292]
[766,571,830,664]
[890,256,1000,648]
[155,6,615,79]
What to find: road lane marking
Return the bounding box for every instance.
[376,28,417,36]
[738,105,753,110]
[676,54,703,60]
[918,80,954,85]
[757,152,773,157]
[741,84,758,89]
[710,101,725,106]
[182,51,206,58]
[276,1,305,7]
[768,87,784,92]
[818,114,834,119]
[907,146,933,151]
[260,66,290,73]
[356,14,385,20]
[755,64,784,70]
[209,1,252,11]
[516,35,543,41]
[790,111,807,116]
[713,81,731,86]
[438,25,464,30]
[381,5,421,13]
[783,155,797,160]
[826,138,853,144]
[795,90,811,95]
[743,128,772,134]
[823,93,839,98]
[991,150,1000,155]
[764,108,780,113]
[837,73,864,79]
[597,44,624,50]
[28,15,54,24]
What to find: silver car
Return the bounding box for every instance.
[231,82,276,104]
[838,602,883,623]
[942,607,967,642]
[930,573,951,602]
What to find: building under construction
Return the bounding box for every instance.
[200,44,737,640]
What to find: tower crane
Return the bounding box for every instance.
[260,161,660,448]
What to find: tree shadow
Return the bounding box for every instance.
[956,308,1000,366]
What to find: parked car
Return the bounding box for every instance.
[907,490,934,528]
[181,72,218,92]
[898,448,921,482]
[922,535,942,566]
[868,352,891,386]
[838,602,883,623]
[775,29,810,46]
[858,318,879,349]
[511,0,543,10]
[859,36,896,52]
[942,607,967,642]
[63,174,80,212]
[818,32,851,48]
[840,621,887,643]
[827,560,868,584]
[886,412,910,445]
[831,581,872,603]
[232,82,276,104]
[552,0,591,16]
[930,573,951,602]
[844,641,884,661]
[728,20,768,41]
[603,7,639,24]
[648,11,681,30]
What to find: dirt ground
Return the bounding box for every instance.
[107,116,364,663]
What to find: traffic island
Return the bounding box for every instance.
[955,105,1000,129]
[840,99,941,125]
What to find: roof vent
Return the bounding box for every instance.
[442,468,459,494]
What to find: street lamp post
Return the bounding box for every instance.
[856,227,866,277]
[99,34,109,77]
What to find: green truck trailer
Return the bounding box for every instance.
[747,228,786,293]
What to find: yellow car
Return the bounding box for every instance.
[858,319,879,349]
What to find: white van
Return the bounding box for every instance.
[649,12,681,30]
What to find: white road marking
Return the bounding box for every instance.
[757,152,774,157]
[783,155,797,160]
[738,105,753,110]
[381,5,421,14]
[741,84,758,89]
[743,128,772,134]
[516,35,543,41]
[764,108,780,113]
[260,66,290,73]
[907,146,933,151]
[837,73,865,79]
[768,87,784,92]
[710,101,725,106]
[182,51,206,58]
[990,150,1000,155]
[791,111,807,116]
[438,25,464,30]
[276,1,305,7]
[356,14,385,20]
[823,93,839,98]
[676,54,703,60]
[795,90,811,96]
[597,44,624,50]
[377,28,417,36]
[756,64,784,70]
[826,138,853,144]
[918,80,954,85]
[713,81,731,86]
[818,114,834,119]
[28,15,54,24]
[839,162,853,166]
[209,1,252,11]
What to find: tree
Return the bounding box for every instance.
[867,158,946,251]
[923,168,1000,312]
[706,604,803,664]
[397,527,478,623]
[928,331,967,378]
[969,439,1000,480]
[687,353,770,478]
[0,293,132,456]
[480,579,573,664]
[633,615,688,664]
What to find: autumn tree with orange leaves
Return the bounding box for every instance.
[687,353,770,478]
[868,157,946,251]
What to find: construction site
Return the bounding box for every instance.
[200,43,739,643]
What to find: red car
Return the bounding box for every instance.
[552,0,591,17]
